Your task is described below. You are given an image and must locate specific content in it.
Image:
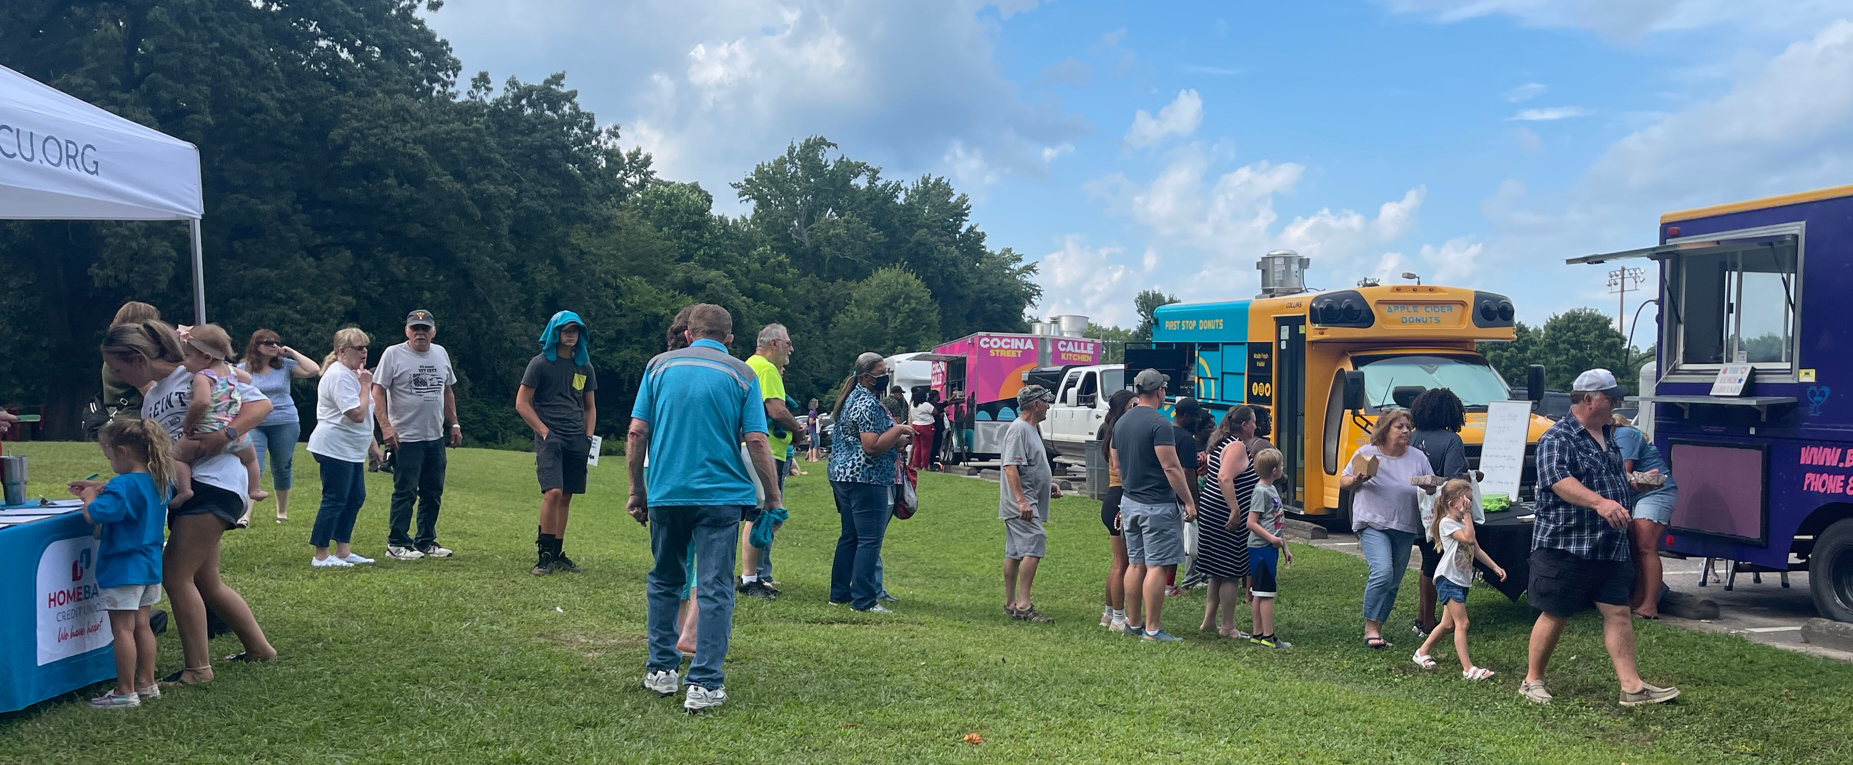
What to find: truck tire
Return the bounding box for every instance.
[1812,519,1853,623]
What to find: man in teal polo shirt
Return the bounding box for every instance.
[628,304,782,713]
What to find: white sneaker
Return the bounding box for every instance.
[1110,616,1128,632]
[643,669,680,696]
[1100,608,1114,627]
[342,553,375,565]
[312,556,354,568]
[387,545,425,561]
[135,684,160,700]
[684,684,727,712]
[417,544,454,558]
[855,605,894,614]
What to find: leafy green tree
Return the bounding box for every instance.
[1536,309,1632,392]
[832,267,940,359]
[1085,323,1134,363]
[1480,321,1539,389]
[1133,289,1180,343]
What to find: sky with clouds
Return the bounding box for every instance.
[425,0,1853,331]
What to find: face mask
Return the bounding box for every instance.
[868,374,890,392]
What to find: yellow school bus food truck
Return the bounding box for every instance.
[1151,251,1554,528]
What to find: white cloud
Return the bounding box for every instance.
[424,1,1088,211]
[1383,0,1853,42]
[1505,82,1547,102]
[1507,106,1590,121]
[1041,143,1075,163]
[943,140,1001,189]
[1036,236,1141,326]
[1125,89,1204,148]
[1418,238,1487,283]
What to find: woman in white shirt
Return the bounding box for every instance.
[909,389,936,471]
[306,328,384,567]
[101,320,277,684]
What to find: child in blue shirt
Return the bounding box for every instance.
[69,419,173,709]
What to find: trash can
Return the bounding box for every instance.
[1084,440,1106,500]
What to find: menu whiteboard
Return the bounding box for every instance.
[1479,400,1532,499]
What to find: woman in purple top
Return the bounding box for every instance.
[238,329,321,523]
[1341,409,1434,649]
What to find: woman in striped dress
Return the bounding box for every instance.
[1197,406,1260,637]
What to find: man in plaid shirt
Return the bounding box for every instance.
[1519,369,1679,707]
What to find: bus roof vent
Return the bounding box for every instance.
[1257,250,1311,298]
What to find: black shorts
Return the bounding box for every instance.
[170,480,243,531]
[1527,547,1634,617]
[1417,537,1442,577]
[1100,487,1124,537]
[536,431,591,495]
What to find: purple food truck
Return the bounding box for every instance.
[1573,185,1853,622]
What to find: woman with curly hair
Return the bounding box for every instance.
[1409,388,1469,637]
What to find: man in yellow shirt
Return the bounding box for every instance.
[739,324,806,599]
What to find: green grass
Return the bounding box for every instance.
[3,441,1850,764]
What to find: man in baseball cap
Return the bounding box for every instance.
[1113,369,1198,642]
[1133,368,1169,395]
[373,308,462,560]
[1000,384,1057,622]
[1522,368,1677,706]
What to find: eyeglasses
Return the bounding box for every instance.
[259,340,281,347]
[348,345,369,352]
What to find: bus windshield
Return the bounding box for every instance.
[1354,354,1512,410]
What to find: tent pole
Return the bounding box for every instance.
[189,219,206,323]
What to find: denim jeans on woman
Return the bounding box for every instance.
[250,421,301,491]
[830,481,892,610]
[310,455,366,547]
[1360,526,1417,623]
[645,505,742,690]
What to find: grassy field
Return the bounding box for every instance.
[2,440,1851,764]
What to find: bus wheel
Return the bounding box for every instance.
[1812,519,1853,623]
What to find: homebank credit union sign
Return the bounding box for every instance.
[37,536,109,665]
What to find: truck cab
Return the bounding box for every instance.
[1038,364,1126,457]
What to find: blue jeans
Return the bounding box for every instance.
[250,421,300,491]
[310,455,366,548]
[830,481,892,610]
[647,505,742,690]
[388,439,446,548]
[1360,527,1416,624]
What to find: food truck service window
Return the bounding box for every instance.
[1669,236,1799,375]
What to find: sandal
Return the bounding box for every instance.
[1412,652,1437,669]
[159,666,212,686]
[1463,666,1495,681]
[1364,636,1392,649]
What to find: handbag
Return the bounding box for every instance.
[892,464,919,519]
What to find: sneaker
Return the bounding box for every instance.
[530,554,554,577]
[827,601,848,606]
[737,581,778,600]
[1619,682,1680,707]
[643,669,680,696]
[312,556,354,568]
[855,605,894,614]
[1254,635,1291,649]
[1100,608,1114,628]
[1122,623,1144,637]
[417,543,453,558]
[387,545,425,561]
[1142,629,1183,643]
[1109,616,1128,632]
[1412,620,1431,639]
[551,555,583,574]
[877,592,898,603]
[135,685,160,700]
[1165,586,1185,598]
[89,690,139,709]
[684,684,727,713]
[342,553,375,565]
[1519,679,1553,704]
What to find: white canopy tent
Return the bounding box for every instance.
[0,64,208,322]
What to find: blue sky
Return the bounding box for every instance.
[426,0,1853,331]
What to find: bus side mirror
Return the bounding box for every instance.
[1343,371,1367,411]
[1526,365,1545,403]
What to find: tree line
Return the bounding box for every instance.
[0,0,1041,446]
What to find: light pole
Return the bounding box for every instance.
[1607,266,1646,334]
[1401,271,1422,285]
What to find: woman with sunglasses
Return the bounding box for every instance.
[239,330,321,522]
[306,328,384,567]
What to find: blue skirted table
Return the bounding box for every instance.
[0,500,114,713]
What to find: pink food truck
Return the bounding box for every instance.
[920,332,1103,463]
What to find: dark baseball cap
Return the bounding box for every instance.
[1173,397,1205,417]
[405,309,436,328]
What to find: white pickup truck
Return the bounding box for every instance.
[1037,364,1126,458]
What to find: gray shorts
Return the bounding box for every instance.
[1004,517,1046,559]
[1121,498,1185,566]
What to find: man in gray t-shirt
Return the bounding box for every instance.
[373,309,461,560]
[1001,385,1056,623]
[1111,369,1200,643]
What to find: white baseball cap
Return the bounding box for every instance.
[1572,368,1627,399]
